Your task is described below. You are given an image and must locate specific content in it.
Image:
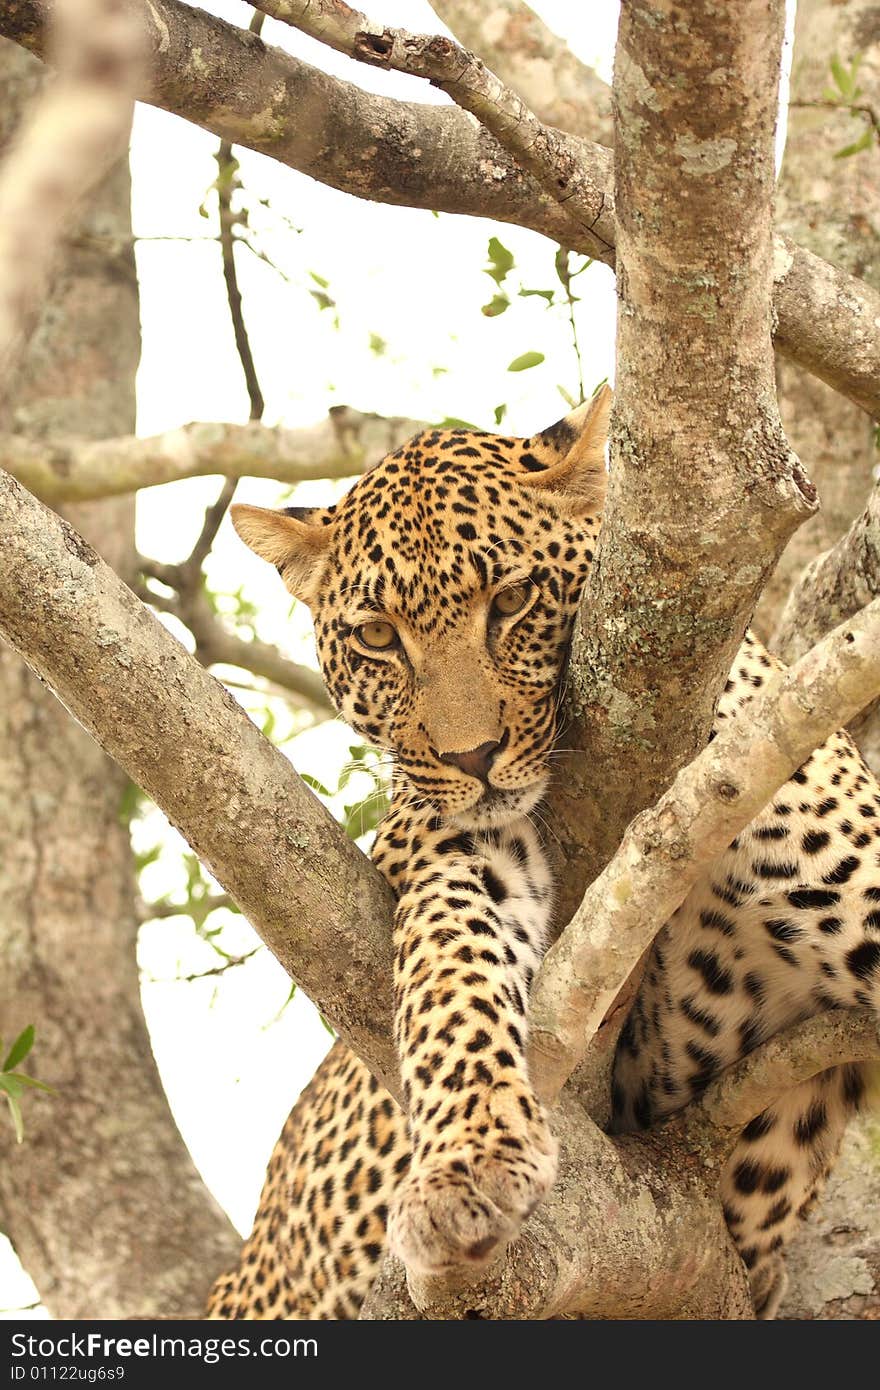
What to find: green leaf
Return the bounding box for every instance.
[0,1074,24,1100]
[557,384,577,409]
[439,416,479,430]
[507,351,545,373]
[485,236,514,286]
[318,1013,337,1036]
[4,1092,23,1144]
[133,843,162,873]
[118,780,145,826]
[829,54,850,96]
[301,773,332,797]
[310,290,336,313]
[519,287,555,305]
[368,332,387,356]
[481,293,509,318]
[834,128,874,158]
[569,255,594,279]
[828,52,862,101]
[493,403,508,426]
[343,788,389,840]
[309,270,330,288]
[3,1025,34,1073]
[11,1073,56,1096]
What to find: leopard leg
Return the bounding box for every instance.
[206,1042,404,1319]
[720,1063,867,1318]
[386,816,557,1275]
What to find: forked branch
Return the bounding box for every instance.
[530,598,880,1104]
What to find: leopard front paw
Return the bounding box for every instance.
[387,1128,558,1275]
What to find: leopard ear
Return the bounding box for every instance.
[230,503,333,605]
[519,383,611,517]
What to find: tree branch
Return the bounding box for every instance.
[137,556,333,712]
[773,481,880,664]
[253,0,616,254]
[185,589,334,713]
[2,2,879,416]
[0,410,426,503]
[360,1095,753,1319]
[0,0,142,399]
[427,0,613,145]
[542,0,815,944]
[171,61,269,611]
[684,1008,880,1154]
[530,597,880,1105]
[0,466,400,1096]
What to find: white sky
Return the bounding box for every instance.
[1,0,795,1316]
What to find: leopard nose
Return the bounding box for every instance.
[438,738,503,783]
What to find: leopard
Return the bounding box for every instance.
[206,387,880,1320]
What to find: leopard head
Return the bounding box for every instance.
[232,386,610,829]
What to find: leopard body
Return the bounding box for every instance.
[208,395,878,1319]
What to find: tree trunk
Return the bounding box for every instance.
[749,0,880,1320]
[752,0,880,645]
[0,41,238,1318]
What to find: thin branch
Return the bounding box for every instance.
[137,891,236,923]
[684,1008,880,1156]
[134,564,334,714]
[0,0,142,400]
[789,97,880,142]
[0,411,427,503]
[255,0,616,255]
[216,131,264,422]
[215,7,267,423]
[145,947,261,985]
[183,477,239,586]
[3,2,880,416]
[773,480,880,663]
[555,248,586,404]
[178,19,268,600]
[426,0,613,145]
[0,465,401,1095]
[529,597,880,1106]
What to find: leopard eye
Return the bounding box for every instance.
[355,620,397,650]
[492,581,533,618]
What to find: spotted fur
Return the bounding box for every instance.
[208,393,878,1320]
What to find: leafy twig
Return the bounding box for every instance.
[0,1026,54,1143]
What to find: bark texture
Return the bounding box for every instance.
[428,0,613,145]
[0,41,238,1318]
[531,598,880,1106]
[760,0,880,1319]
[0,464,400,1098]
[774,484,880,665]
[782,1106,880,1320]
[753,0,880,642]
[544,0,815,930]
[0,0,141,391]
[1,1,879,416]
[0,409,426,503]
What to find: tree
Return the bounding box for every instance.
[0,29,239,1318]
[0,0,878,1320]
